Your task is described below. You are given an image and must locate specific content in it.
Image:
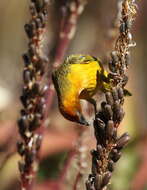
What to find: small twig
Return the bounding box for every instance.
[53,0,87,68]
[86,0,138,190]
[17,1,49,189]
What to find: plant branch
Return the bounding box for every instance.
[17,1,49,189]
[86,0,138,190]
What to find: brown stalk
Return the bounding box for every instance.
[17,1,49,189]
[86,0,138,190]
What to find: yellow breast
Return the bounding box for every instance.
[66,61,101,99]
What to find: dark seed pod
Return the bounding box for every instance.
[101,172,112,188]
[91,149,100,160]
[35,102,46,114]
[94,118,105,130]
[20,109,27,116]
[33,0,43,12]
[113,101,121,119]
[24,23,34,38]
[116,132,130,149]
[23,87,34,99]
[106,120,115,139]
[92,155,99,175]
[117,87,124,99]
[113,100,125,123]
[29,113,41,131]
[110,149,122,162]
[112,127,117,140]
[22,53,31,67]
[112,87,119,101]
[23,69,33,84]
[32,82,40,95]
[108,160,114,172]
[109,61,117,73]
[94,174,102,190]
[117,108,125,123]
[105,92,114,106]
[17,141,25,156]
[104,104,113,120]
[18,115,28,131]
[20,95,28,108]
[34,60,45,75]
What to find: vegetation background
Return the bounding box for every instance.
[0,0,146,190]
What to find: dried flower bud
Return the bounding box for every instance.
[117,87,124,99]
[24,23,35,38]
[101,172,112,188]
[18,115,28,132]
[106,120,115,139]
[20,95,28,108]
[116,132,130,149]
[22,53,31,67]
[112,88,119,101]
[107,160,114,172]
[105,92,114,106]
[94,174,102,190]
[29,113,42,131]
[104,104,113,120]
[23,69,33,84]
[110,149,122,162]
[94,118,105,130]
[32,82,40,95]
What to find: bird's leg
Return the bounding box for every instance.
[87,98,97,114]
[77,111,89,126]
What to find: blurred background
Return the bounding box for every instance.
[0,0,147,190]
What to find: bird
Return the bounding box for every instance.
[52,54,110,126]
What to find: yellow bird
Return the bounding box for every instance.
[52,55,110,126]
